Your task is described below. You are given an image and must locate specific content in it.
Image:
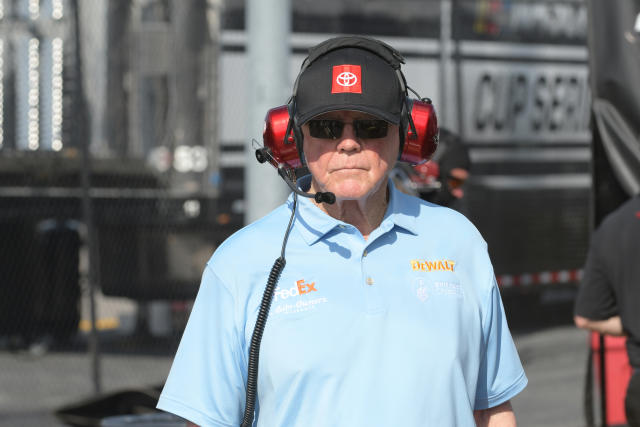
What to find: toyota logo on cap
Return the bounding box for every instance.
[332,65,362,93]
[336,71,358,87]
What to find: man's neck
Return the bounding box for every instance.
[314,183,389,240]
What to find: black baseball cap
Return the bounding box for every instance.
[293,42,405,126]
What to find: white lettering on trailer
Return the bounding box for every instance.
[502,2,587,40]
[462,61,591,143]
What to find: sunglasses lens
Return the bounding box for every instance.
[354,120,388,139]
[307,119,388,139]
[308,120,344,139]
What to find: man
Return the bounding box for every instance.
[574,194,640,426]
[157,36,527,426]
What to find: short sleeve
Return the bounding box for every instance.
[474,281,528,410]
[574,229,618,320]
[157,264,246,426]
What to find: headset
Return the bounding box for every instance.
[243,36,439,427]
[256,36,440,204]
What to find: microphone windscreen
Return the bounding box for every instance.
[315,192,336,204]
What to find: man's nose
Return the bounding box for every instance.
[337,123,361,152]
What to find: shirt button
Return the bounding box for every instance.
[363,250,368,257]
[366,277,374,286]
[338,224,347,229]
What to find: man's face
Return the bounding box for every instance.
[302,110,400,202]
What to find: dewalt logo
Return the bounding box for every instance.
[411,259,456,273]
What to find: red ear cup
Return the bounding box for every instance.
[400,99,439,165]
[261,100,438,169]
[262,105,302,169]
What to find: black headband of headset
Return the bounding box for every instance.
[289,36,414,165]
[292,35,408,97]
[304,36,405,70]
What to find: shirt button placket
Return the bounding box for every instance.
[362,247,383,313]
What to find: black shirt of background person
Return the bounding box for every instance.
[574,195,640,368]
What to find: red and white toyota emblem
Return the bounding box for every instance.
[337,72,357,86]
[332,65,362,93]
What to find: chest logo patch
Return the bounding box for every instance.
[412,278,464,302]
[411,259,456,272]
[272,279,328,315]
[274,279,317,302]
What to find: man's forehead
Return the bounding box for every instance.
[311,110,385,121]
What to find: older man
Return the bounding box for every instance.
[157,36,526,427]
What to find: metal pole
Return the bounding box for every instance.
[451,0,465,137]
[245,0,291,224]
[586,2,608,423]
[439,0,452,129]
[206,0,223,199]
[598,334,607,427]
[72,0,101,394]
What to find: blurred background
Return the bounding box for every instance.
[0,0,637,426]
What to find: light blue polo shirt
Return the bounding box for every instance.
[157,180,527,426]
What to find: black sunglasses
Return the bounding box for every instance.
[307,119,389,140]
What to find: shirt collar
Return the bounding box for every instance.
[293,176,420,246]
[383,180,420,236]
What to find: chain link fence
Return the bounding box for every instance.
[0,1,238,423]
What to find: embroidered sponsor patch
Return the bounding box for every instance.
[414,278,429,302]
[332,65,362,93]
[412,278,464,302]
[273,297,329,315]
[272,279,328,315]
[433,281,464,298]
[273,279,317,302]
[410,259,456,272]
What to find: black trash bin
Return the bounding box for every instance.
[0,218,80,347]
[33,219,81,343]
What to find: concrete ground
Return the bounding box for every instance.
[0,345,173,426]
[512,325,592,427]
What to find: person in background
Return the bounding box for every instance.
[392,127,471,210]
[157,36,526,427]
[574,194,640,427]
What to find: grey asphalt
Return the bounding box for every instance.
[1,321,596,426]
[512,325,592,427]
[0,346,173,426]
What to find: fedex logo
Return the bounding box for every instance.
[273,279,317,302]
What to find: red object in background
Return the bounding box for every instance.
[411,161,439,184]
[591,333,633,426]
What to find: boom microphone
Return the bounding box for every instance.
[255,147,336,204]
[276,167,336,204]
